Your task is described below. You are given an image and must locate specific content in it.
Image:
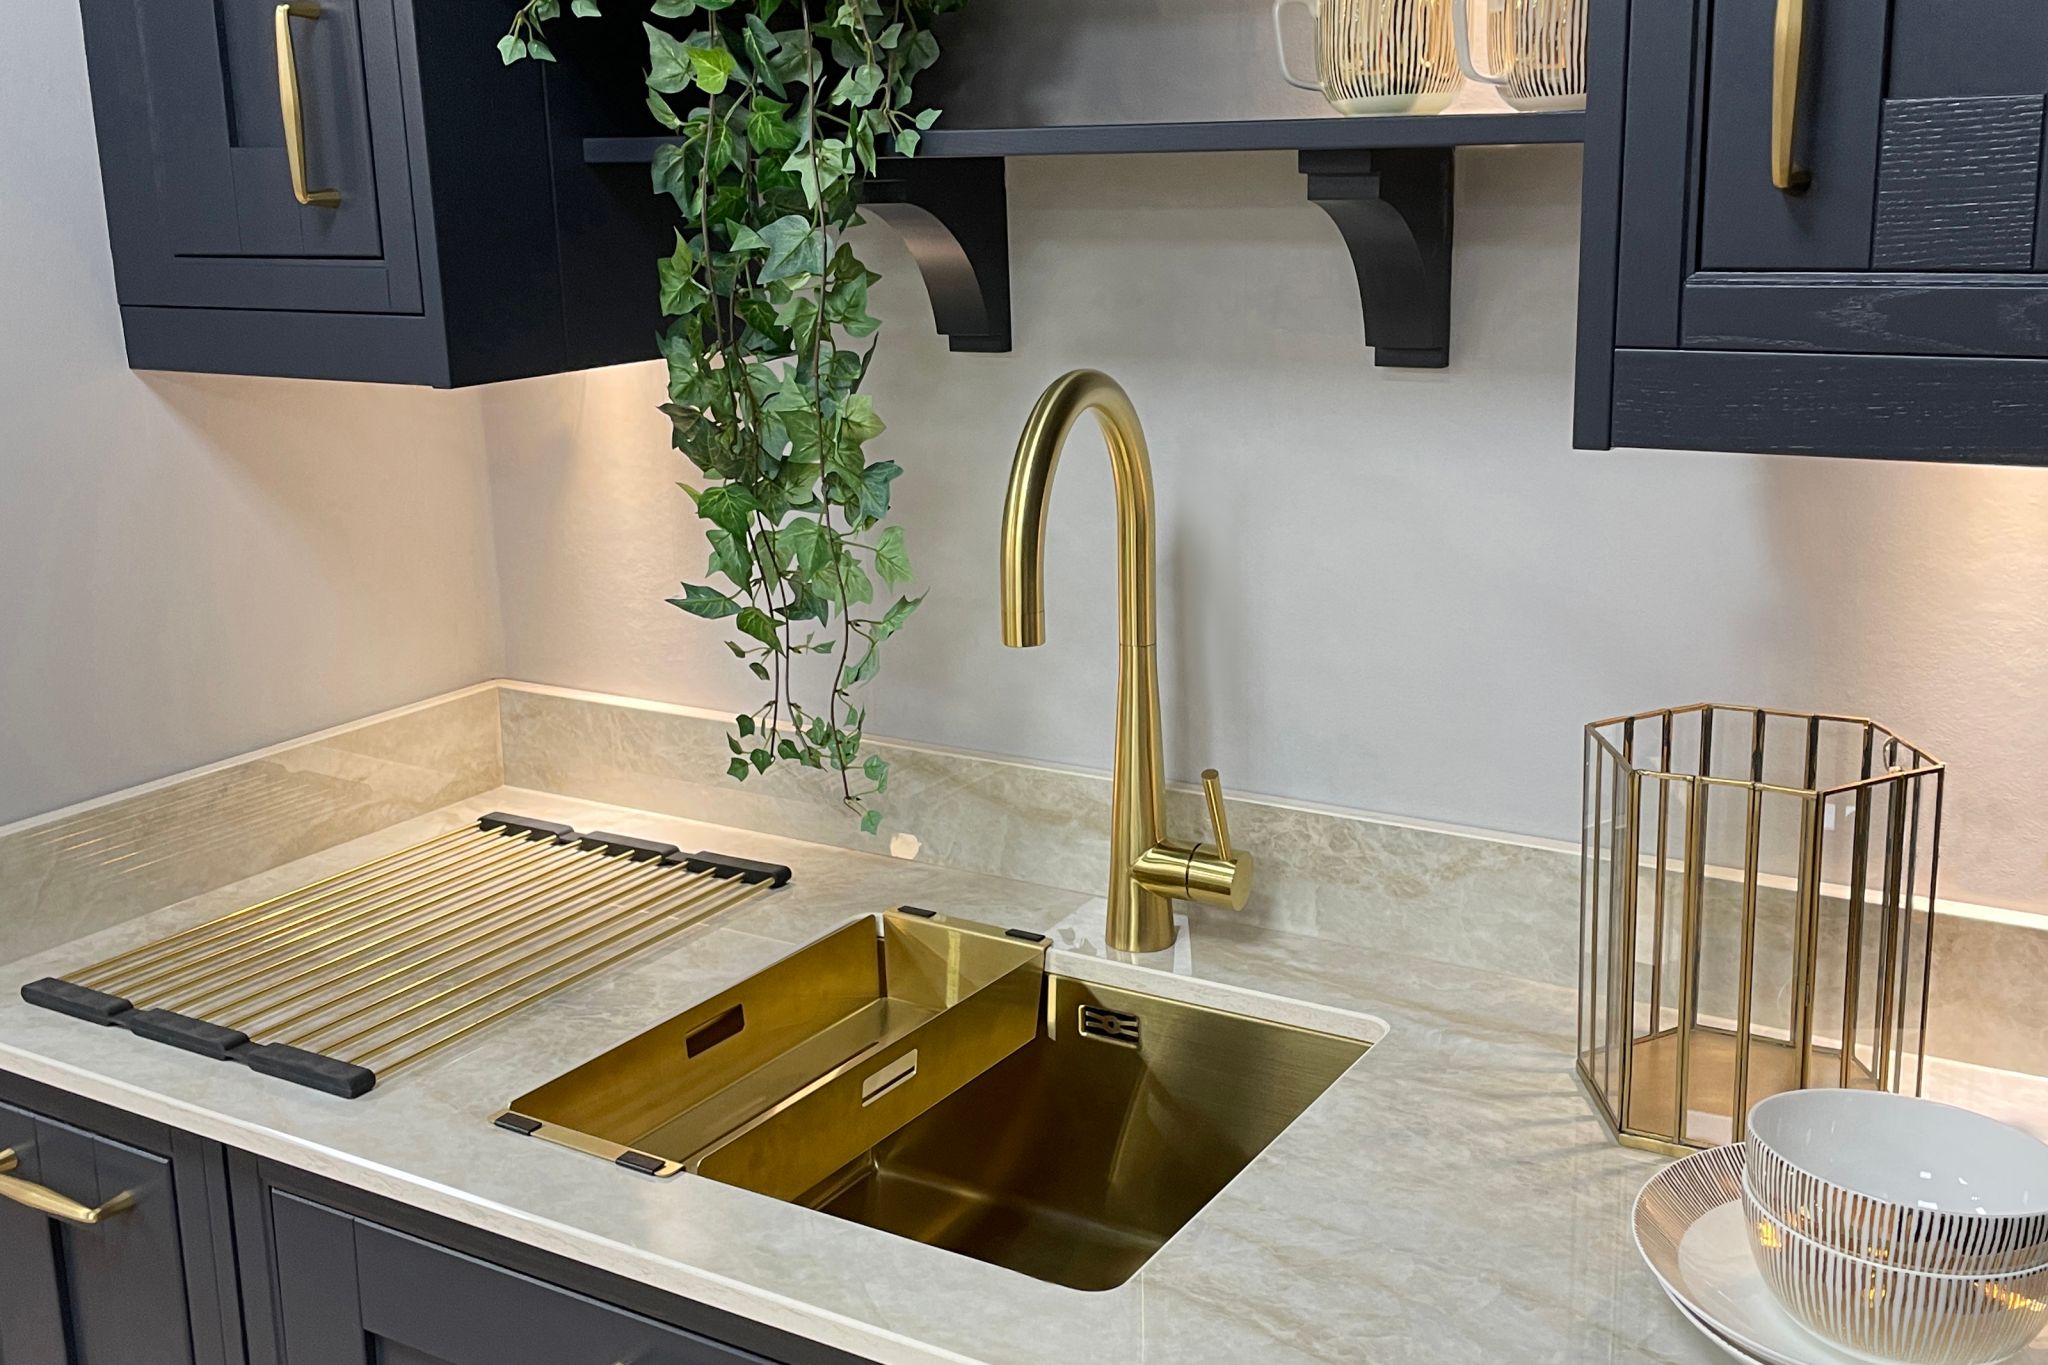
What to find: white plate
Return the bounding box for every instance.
[1633,1144,1867,1365]
[1665,1289,1770,1364]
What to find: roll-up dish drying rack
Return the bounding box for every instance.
[20,813,791,1097]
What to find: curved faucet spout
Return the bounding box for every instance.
[997,370,1252,954]
[999,370,1155,650]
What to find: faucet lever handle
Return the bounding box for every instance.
[1200,769,1233,859]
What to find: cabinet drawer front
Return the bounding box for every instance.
[272,1192,775,1365]
[79,0,421,314]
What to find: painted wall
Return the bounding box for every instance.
[0,6,504,827]
[482,147,2048,917]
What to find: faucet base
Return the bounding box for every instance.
[1105,882,1178,955]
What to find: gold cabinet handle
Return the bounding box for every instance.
[0,1149,136,1226]
[1771,0,1811,191]
[275,3,342,207]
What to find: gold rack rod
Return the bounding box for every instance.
[362,878,770,1078]
[72,825,482,985]
[182,843,656,1025]
[307,868,730,1060]
[242,854,681,1038]
[86,827,503,993]
[124,833,559,1005]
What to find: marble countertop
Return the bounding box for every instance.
[1,787,2041,1365]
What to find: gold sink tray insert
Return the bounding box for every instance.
[496,910,1048,1188]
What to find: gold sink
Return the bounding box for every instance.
[807,973,1370,1290]
[499,911,1372,1291]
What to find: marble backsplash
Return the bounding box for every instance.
[0,686,502,967]
[3,678,2039,1077]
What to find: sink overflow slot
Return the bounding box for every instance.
[861,1050,918,1106]
[685,1004,746,1059]
[1078,1005,1141,1047]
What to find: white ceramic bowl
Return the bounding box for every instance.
[1746,1091,2048,1276]
[1740,1173,2048,1365]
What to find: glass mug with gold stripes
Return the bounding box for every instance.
[1271,0,1461,116]
[1451,0,1589,111]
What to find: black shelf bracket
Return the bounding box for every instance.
[860,155,1011,354]
[1300,148,1455,368]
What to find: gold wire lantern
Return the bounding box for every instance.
[1579,705,1944,1156]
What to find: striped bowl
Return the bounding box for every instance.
[1747,1091,2048,1277]
[1741,1173,2048,1365]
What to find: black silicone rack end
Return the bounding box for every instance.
[19,813,794,1100]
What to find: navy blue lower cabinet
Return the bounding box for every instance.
[242,1161,876,1365]
[1575,0,2048,464]
[0,1078,238,1365]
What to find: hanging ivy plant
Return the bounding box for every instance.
[501,0,961,833]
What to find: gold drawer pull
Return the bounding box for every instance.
[1771,0,1811,191]
[0,1149,136,1226]
[275,3,342,207]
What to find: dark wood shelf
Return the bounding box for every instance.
[583,111,1585,165]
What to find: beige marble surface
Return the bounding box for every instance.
[4,787,2041,1365]
[0,686,501,968]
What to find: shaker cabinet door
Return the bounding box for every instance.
[1575,0,2048,463]
[77,0,421,313]
[267,1192,778,1365]
[0,1101,198,1365]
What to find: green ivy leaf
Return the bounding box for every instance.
[527,36,557,61]
[749,748,773,773]
[776,517,838,576]
[856,460,900,522]
[872,526,912,586]
[840,394,885,443]
[687,43,738,94]
[727,756,750,781]
[669,583,741,619]
[658,232,706,317]
[757,214,824,283]
[749,660,771,680]
[497,33,529,64]
[745,97,799,152]
[736,712,755,737]
[695,483,760,536]
[644,23,693,93]
[735,606,784,653]
[831,63,883,107]
[832,554,875,607]
[652,0,696,16]
[860,808,882,835]
[706,526,751,584]
[571,0,602,16]
[868,592,923,644]
[646,90,682,130]
[863,755,889,790]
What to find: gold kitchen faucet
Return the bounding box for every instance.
[999,369,1254,953]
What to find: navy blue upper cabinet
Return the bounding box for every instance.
[76,0,660,387]
[1576,0,2048,464]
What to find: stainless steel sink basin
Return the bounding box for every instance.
[802,974,1371,1290]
